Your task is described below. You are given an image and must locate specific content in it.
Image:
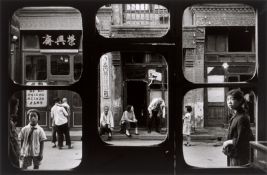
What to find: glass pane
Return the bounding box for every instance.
[96,4,170,38]
[9,90,82,170]
[51,55,70,75]
[98,52,168,146]
[26,55,47,80]
[10,7,83,85]
[73,93,82,107]
[183,88,256,167]
[74,54,83,80]
[183,4,256,83]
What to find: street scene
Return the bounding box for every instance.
[9,91,82,170]
[7,3,266,174]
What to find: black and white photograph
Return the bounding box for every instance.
[10,7,83,86]
[9,90,82,170]
[98,52,168,146]
[1,1,267,175]
[182,4,258,168]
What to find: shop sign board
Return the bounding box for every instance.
[26,82,47,107]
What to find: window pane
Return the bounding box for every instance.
[74,54,83,80]
[216,35,227,52]
[51,55,70,75]
[96,4,170,38]
[98,52,168,146]
[183,4,256,83]
[26,55,47,80]
[228,27,254,52]
[183,88,256,167]
[73,93,82,107]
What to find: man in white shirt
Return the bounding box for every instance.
[51,98,72,149]
[99,106,114,140]
[147,98,166,133]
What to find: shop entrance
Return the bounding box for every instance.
[126,81,147,127]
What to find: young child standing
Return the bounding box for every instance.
[19,109,47,169]
[183,106,192,146]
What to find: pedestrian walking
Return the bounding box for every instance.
[222,89,254,166]
[19,109,47,169]
[183,105,192,146]
[100,106,114,140]
[120,105,139,137]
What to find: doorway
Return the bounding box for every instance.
[126,81,147,127]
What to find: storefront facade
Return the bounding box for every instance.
[100,52,168,129]
[183,4,256,127]
[11,7,83,129]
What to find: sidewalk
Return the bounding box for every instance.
[45,130,82,141]
[44,126,251,142]
[183,141,227,167]
[24,141,82,170]
[189,127,228,141]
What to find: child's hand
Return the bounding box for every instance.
[222,140,233,149]
[37,155,43,161]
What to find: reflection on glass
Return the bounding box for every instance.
[26,55,47,80]
[99,52,168,146]
[74,54,83,80]
[183,88,256,167]
[51,55,70,75]
[10,7,83,85]
[182,4,256,83]
[96,4,170,38]
[9,90,82,170]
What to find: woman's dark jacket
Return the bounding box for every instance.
[227,111,251,160]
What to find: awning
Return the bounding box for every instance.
[17,7,82,30]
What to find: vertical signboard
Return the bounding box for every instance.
[100,54,110,99]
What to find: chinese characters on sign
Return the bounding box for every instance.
[26,82,47,107]
[42,34,76,47]
[101,54,110,99]
[36,30,81,49]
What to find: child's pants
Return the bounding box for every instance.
[21,156,41,169]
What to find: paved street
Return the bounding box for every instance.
[25,141,82,170]
[105,139,227,167]
[183,141,227,167]
[23,139,227,170]
[106,139,163,146]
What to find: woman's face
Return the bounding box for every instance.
[131,106,134,111]
[227,95,242,110]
